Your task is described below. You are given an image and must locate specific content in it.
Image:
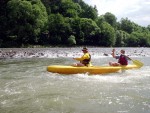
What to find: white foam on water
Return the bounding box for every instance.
[45,66,149,85]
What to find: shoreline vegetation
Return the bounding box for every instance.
[1,0,150,48]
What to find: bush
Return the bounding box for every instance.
[67,35,76,46]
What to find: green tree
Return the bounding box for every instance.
[78,0,98,20]
[125,35,138,47]
[104,12,117,28]
[98,22,115,46]
[147,25,150,31]
[41,0,51,14]
[1,0,150,47]
[115,30,123,47]
[61,0,81,18]
[67,17,100,45]
[79,18,100,45]
[48,13,71,45]
[120,18,134,34]
[48,0,81,18]
[128,32,150,47]
[0,0,10,47]
[67,35,76,46]
[7,0,48,46]
[96,15,105,26]
[115,30,130,47]
[66,17,84,45]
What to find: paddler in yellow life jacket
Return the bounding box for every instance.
[72,47,92,67]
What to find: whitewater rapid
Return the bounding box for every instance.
[0,47,149,59]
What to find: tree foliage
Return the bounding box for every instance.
[0,0,150,47]
[78,0,98,20]
[48,13,71,45]
[104,12,117,29]
[6,0,48,46]
[120,18,134,34]
[98,21,115,46]
[68,35,76,46]
[115,30,130,47]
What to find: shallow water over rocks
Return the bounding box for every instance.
[0,47,149,59]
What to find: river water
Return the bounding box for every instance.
[0,47,150,113]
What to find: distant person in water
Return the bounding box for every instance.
[109,49,129,66]
[72,47,92,67]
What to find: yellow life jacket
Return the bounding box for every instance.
[81,53,91,66]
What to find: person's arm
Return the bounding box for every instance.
[73,57,82,61]
[111,49,116,58]
[111,49,120,59]
[73,54,88,61]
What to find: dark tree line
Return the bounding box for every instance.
[0,0,150,47]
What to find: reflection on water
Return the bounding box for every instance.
[0,48,150,113]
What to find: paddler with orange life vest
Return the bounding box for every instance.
[109,49,129,66]
[72,47,92,67]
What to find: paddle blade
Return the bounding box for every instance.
[132,60,144,67]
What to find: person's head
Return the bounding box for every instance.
[82,47,88,53]
[120,49,125,54]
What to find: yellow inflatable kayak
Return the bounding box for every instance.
[47,64,142,74]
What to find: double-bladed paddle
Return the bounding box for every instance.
[127,57,143,67]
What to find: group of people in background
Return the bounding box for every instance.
[73,47,129,67]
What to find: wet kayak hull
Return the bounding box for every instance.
[47,65,141,74]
